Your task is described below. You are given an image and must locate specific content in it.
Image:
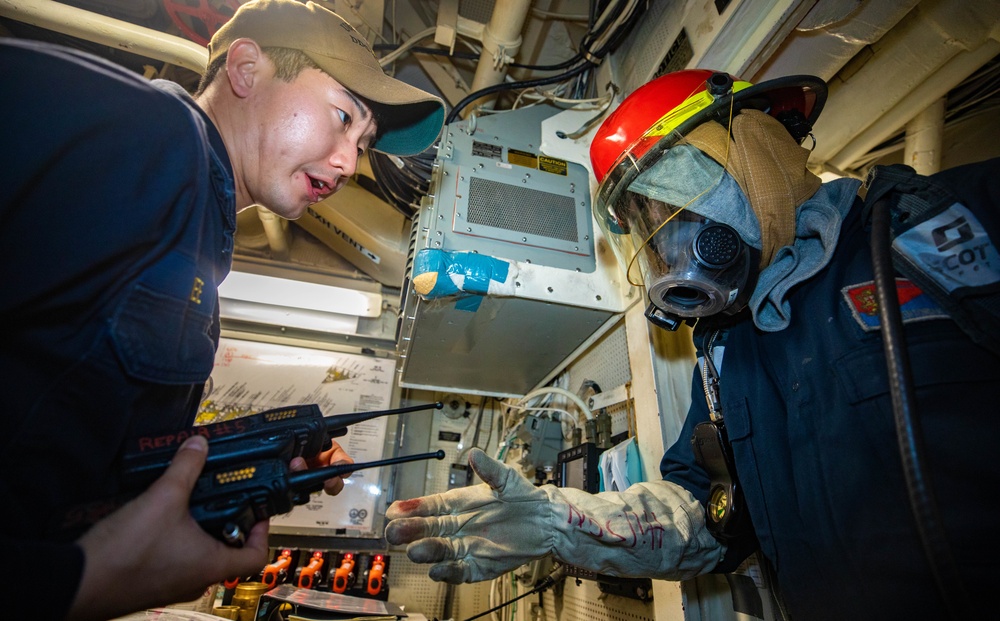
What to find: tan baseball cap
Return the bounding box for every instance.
[208,0,445,156]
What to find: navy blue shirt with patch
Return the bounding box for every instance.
[661,158,1000,619]
[0,40,235,618]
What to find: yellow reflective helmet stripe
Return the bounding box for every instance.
[645,80,754,139]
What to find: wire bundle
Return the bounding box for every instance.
[446,0,646,124]
[366,1,647,218]
[365,149,435,218]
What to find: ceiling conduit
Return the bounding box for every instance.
[754,0,921,83]
[904,97,946,175]
[809,0,1000,175]
[462,0,533,114]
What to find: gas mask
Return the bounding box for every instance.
[590,69,826,332]
[596,142,761,330]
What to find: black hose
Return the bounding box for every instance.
[870,197,972,618]
[509,0,625,70]
[509,51,585,71]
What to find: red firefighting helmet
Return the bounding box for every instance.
[590,69,826,186]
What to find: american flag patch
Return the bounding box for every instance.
[841,278,948,331]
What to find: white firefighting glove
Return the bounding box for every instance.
[384,448,724,584]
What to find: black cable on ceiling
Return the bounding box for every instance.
[372,43,479,62]
[445,59,594,124]
[508,0,631,71]
[366,0,644,216]
[444,0,644,122]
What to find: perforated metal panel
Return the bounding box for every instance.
[387,556,449,618]
[388,402,496,618]
[565,319,634,437]
[467,177,580,242]
[535,323,658,621]
[422,104,596,272]
[608,0,683,96]
[387,558,494,619]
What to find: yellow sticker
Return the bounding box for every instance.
[538,155,568,176]
[507,148,538,169]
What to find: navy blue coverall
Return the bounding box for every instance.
[0,40,236,618]
[662,158,1000,619]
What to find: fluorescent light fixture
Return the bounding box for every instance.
[218,271,381,317]
[219,298,360,334]
[217,271,383,334]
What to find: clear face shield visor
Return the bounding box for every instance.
[594,134,761,330]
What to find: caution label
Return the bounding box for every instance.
[539,155,568,176]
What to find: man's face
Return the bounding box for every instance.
[248,65,378,219]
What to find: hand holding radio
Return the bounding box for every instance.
[71,436,270,621]
[116,402,443,545]
[385,448,725,584]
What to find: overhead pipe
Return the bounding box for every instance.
[255,206,291,262]
[0,0,208,74]
[462,0,533,116]
[825,40,1000,173]
[904,98,946,175]
[811,0,1000,173]
[754,0,921,83]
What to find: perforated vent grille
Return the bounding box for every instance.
[467,177,579,242]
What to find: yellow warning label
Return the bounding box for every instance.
[538,155,568,176]
[507,148,538,169]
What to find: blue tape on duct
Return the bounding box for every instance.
[412,248,514,301]
[463,253,510,294]
[455,295,484,312]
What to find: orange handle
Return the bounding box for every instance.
[332,557,355,593]
[367,562,384,596]
[262,551,293,587]
[297,555,325,589]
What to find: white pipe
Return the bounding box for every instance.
[0,0,208,74]
[378,26,437,68]
[256,206,291,261]
[811,0,1000,171]
[465,0,532,114]
[904,98,946,175]
[755,0,920,83]
[827,40,1000,172]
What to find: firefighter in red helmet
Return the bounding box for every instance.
[590,69,825,330]
[387,69,1000,620]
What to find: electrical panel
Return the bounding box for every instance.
[396,105,630,398]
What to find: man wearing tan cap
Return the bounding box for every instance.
[0,1,444,619]
[196,0,445,216]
